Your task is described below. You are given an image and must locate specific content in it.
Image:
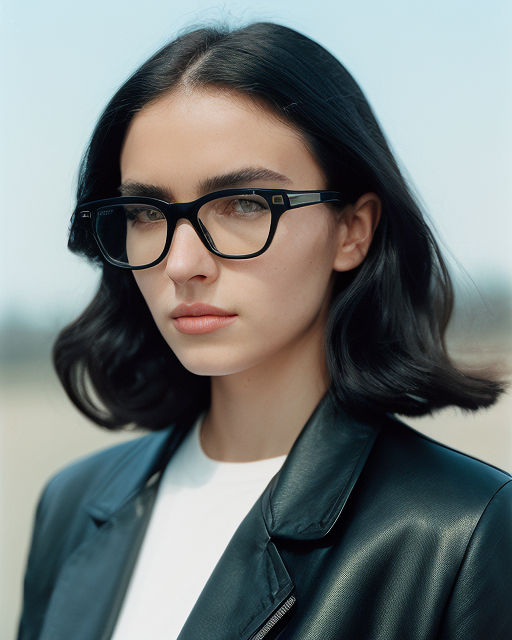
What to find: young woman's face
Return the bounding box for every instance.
[119,88,352,378]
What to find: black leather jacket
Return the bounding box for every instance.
[18,390,512,639]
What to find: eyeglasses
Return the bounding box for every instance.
[72,187,346,269]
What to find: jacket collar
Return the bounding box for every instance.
[262,388,381,540]
[84,423,188,524]
[85,387,381,540]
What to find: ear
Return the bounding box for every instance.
[332,192,381,272]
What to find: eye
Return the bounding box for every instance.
[210,196,268,217]
[125,206,165,224]
[232,198,266,214]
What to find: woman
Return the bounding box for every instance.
[18,21,511,640]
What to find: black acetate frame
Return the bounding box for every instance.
[72,187,346,268]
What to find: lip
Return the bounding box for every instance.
[171,303,235,318]
[170,303,238,335]
[172,315,237,334]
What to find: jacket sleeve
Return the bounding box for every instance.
[438,479,512,640]
[16,469,90,640]
[17,479,55,640]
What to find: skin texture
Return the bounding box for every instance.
[120,87,380,461]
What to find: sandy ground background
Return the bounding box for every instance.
[1,328,511,639]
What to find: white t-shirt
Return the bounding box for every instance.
[111,412,288,639]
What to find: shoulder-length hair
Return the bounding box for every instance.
[53,21,504,431]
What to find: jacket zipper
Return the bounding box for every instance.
[250,593,297,639]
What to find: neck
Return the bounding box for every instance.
[200,325,331,463]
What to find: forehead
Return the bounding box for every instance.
[119,88,327,198]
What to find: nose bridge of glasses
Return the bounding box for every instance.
[163,200,216,252]
[163,200,195,226]
[159,200,195,239]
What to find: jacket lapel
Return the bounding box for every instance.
[178,389,381,640]
[38,426,188,640]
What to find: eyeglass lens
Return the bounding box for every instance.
[94,194,273,265]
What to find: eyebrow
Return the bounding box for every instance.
[118,167,293,201]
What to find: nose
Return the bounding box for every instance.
[164,218,219,286]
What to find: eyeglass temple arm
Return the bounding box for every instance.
[285,192,344,208]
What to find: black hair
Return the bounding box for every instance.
[53,20,505,431]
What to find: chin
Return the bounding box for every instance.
[171,345,267,378]
[177,359,248,377]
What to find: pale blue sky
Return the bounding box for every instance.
[1,0,511,328]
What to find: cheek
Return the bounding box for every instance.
[240,215,338,329]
